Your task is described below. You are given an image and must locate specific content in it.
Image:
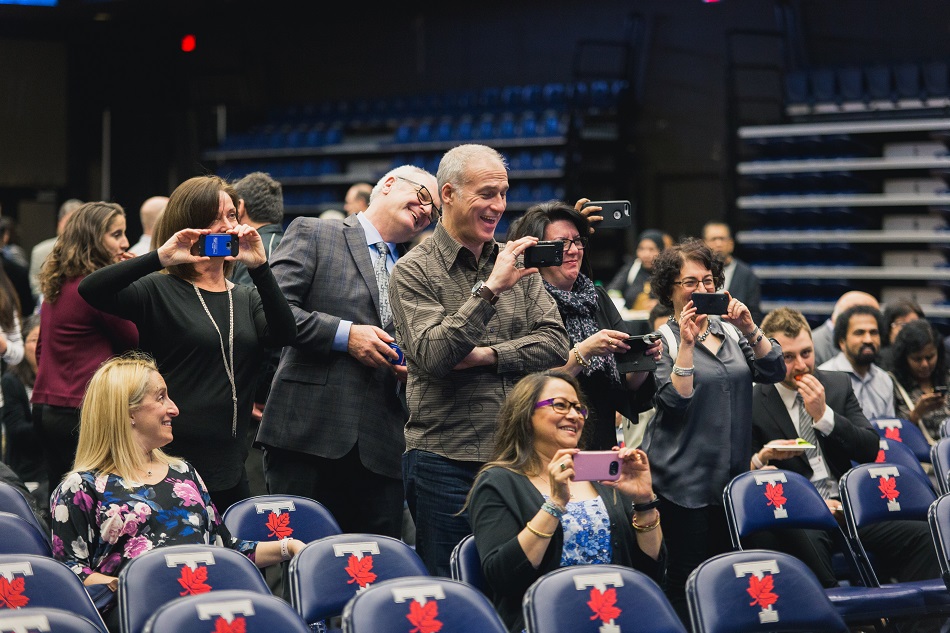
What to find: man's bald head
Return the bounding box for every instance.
[831,291,880,323]
[139,196,168,236]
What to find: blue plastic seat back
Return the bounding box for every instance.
[876,438,932,486]
[449,534,488,595]
[932,438,950,495]
[0,481,49,546]
[522,564,686,633]
[0,511,52,556]
[841,463,937,531]
[686,549,849,633]
[222,494,341,544]
[287,533,428,626]
[868,417,932,463]
[0,607,104,633]
[142,589,309,633]
[117,544,271,633]
[340,576,507,633]
[0,554,107,632]
[927,494,950,591]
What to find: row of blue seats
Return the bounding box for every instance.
[220,148,566,183]
[264,80,628,128]
[786,60,950,108]
[742,207,873,230]
[218,108,571,152]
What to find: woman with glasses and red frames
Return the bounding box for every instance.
[507,201,659,451]
[466,369,665,633]
[640,237,784,625]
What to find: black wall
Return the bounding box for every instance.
[1,0,949,260]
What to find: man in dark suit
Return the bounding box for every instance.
[256,165,439,538]
[702,221,762,323]
[749,307,940,596]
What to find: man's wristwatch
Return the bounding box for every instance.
[471,280,498,305]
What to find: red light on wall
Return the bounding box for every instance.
[181,34,197,53]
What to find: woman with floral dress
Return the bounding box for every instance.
[50,353,305,632]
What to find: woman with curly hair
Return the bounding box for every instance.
[890,318,949,442]
[640,236,785,623]
[33,201,138,492]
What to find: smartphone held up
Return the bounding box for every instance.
[572,450,622,482]
[197,233,239,257]
[523,241,564,268]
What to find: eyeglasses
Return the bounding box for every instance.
[672,276,716,291]
[534,397,589,420]
[395,176,441,219]
[557,237,588,252]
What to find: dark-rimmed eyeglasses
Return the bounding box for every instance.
[395,176,441,219]
[672,276,716,291]
[557,237,588,252]
[534,397,589,420]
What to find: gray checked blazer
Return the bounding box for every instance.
[256,214,408,479]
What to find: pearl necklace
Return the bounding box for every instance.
[668,314,712,343]
[193,283,238,437]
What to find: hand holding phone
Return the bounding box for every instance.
[581,200,632,229]
[616,333,661,373]
[523,241,564,268]
[572,451,622,481]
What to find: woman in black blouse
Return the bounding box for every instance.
[467,369,664,633]
[78,175,296,512]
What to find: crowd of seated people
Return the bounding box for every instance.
[2,143,949,632]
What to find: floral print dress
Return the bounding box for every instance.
[50,460,257,581]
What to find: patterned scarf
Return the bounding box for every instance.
[544,273,621,386]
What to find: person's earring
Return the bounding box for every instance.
[130,417,135,427]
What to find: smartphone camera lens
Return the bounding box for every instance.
[609,462,619,476]
[613,210,623,220]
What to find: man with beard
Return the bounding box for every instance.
[818,304,896,420]
[749,308,943,632]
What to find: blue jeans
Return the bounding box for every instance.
[403,449,481,577]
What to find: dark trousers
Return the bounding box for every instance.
[34,404,80,492]
[207,475,251,517]
[403,449,481,578]
[262,444,403,539]
[658,497,732,627]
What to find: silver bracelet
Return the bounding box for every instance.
[280,538,290,561]
[672,365,694,377]
[747,326,765,347]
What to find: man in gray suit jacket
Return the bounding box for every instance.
[256,165,439,538]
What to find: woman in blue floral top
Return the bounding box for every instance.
[468,369,665,633]
[50,353,305,631]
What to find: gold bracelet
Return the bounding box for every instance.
[525,521,555,539]
[572,346,590,367]
[632,509,661,532]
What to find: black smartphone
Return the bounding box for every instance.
[691,291,729,315]
[523,241,564,268]
[582,200,632,229]
[616,332,661,373]
[197,233,238,257]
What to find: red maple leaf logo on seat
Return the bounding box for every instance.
[0,577,28,609]
[875,449,886,463]
[344,554,377,587]
[884,427,902,442]
[212,616,246,633]
[747,574,778,609]
[178,565,212,596]
[878,476,900,502]
[587,587,622,623]
[764,482,786,508]
[265,512,293,539]
[406,599,442,633]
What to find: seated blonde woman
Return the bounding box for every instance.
[50,353,305,632]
